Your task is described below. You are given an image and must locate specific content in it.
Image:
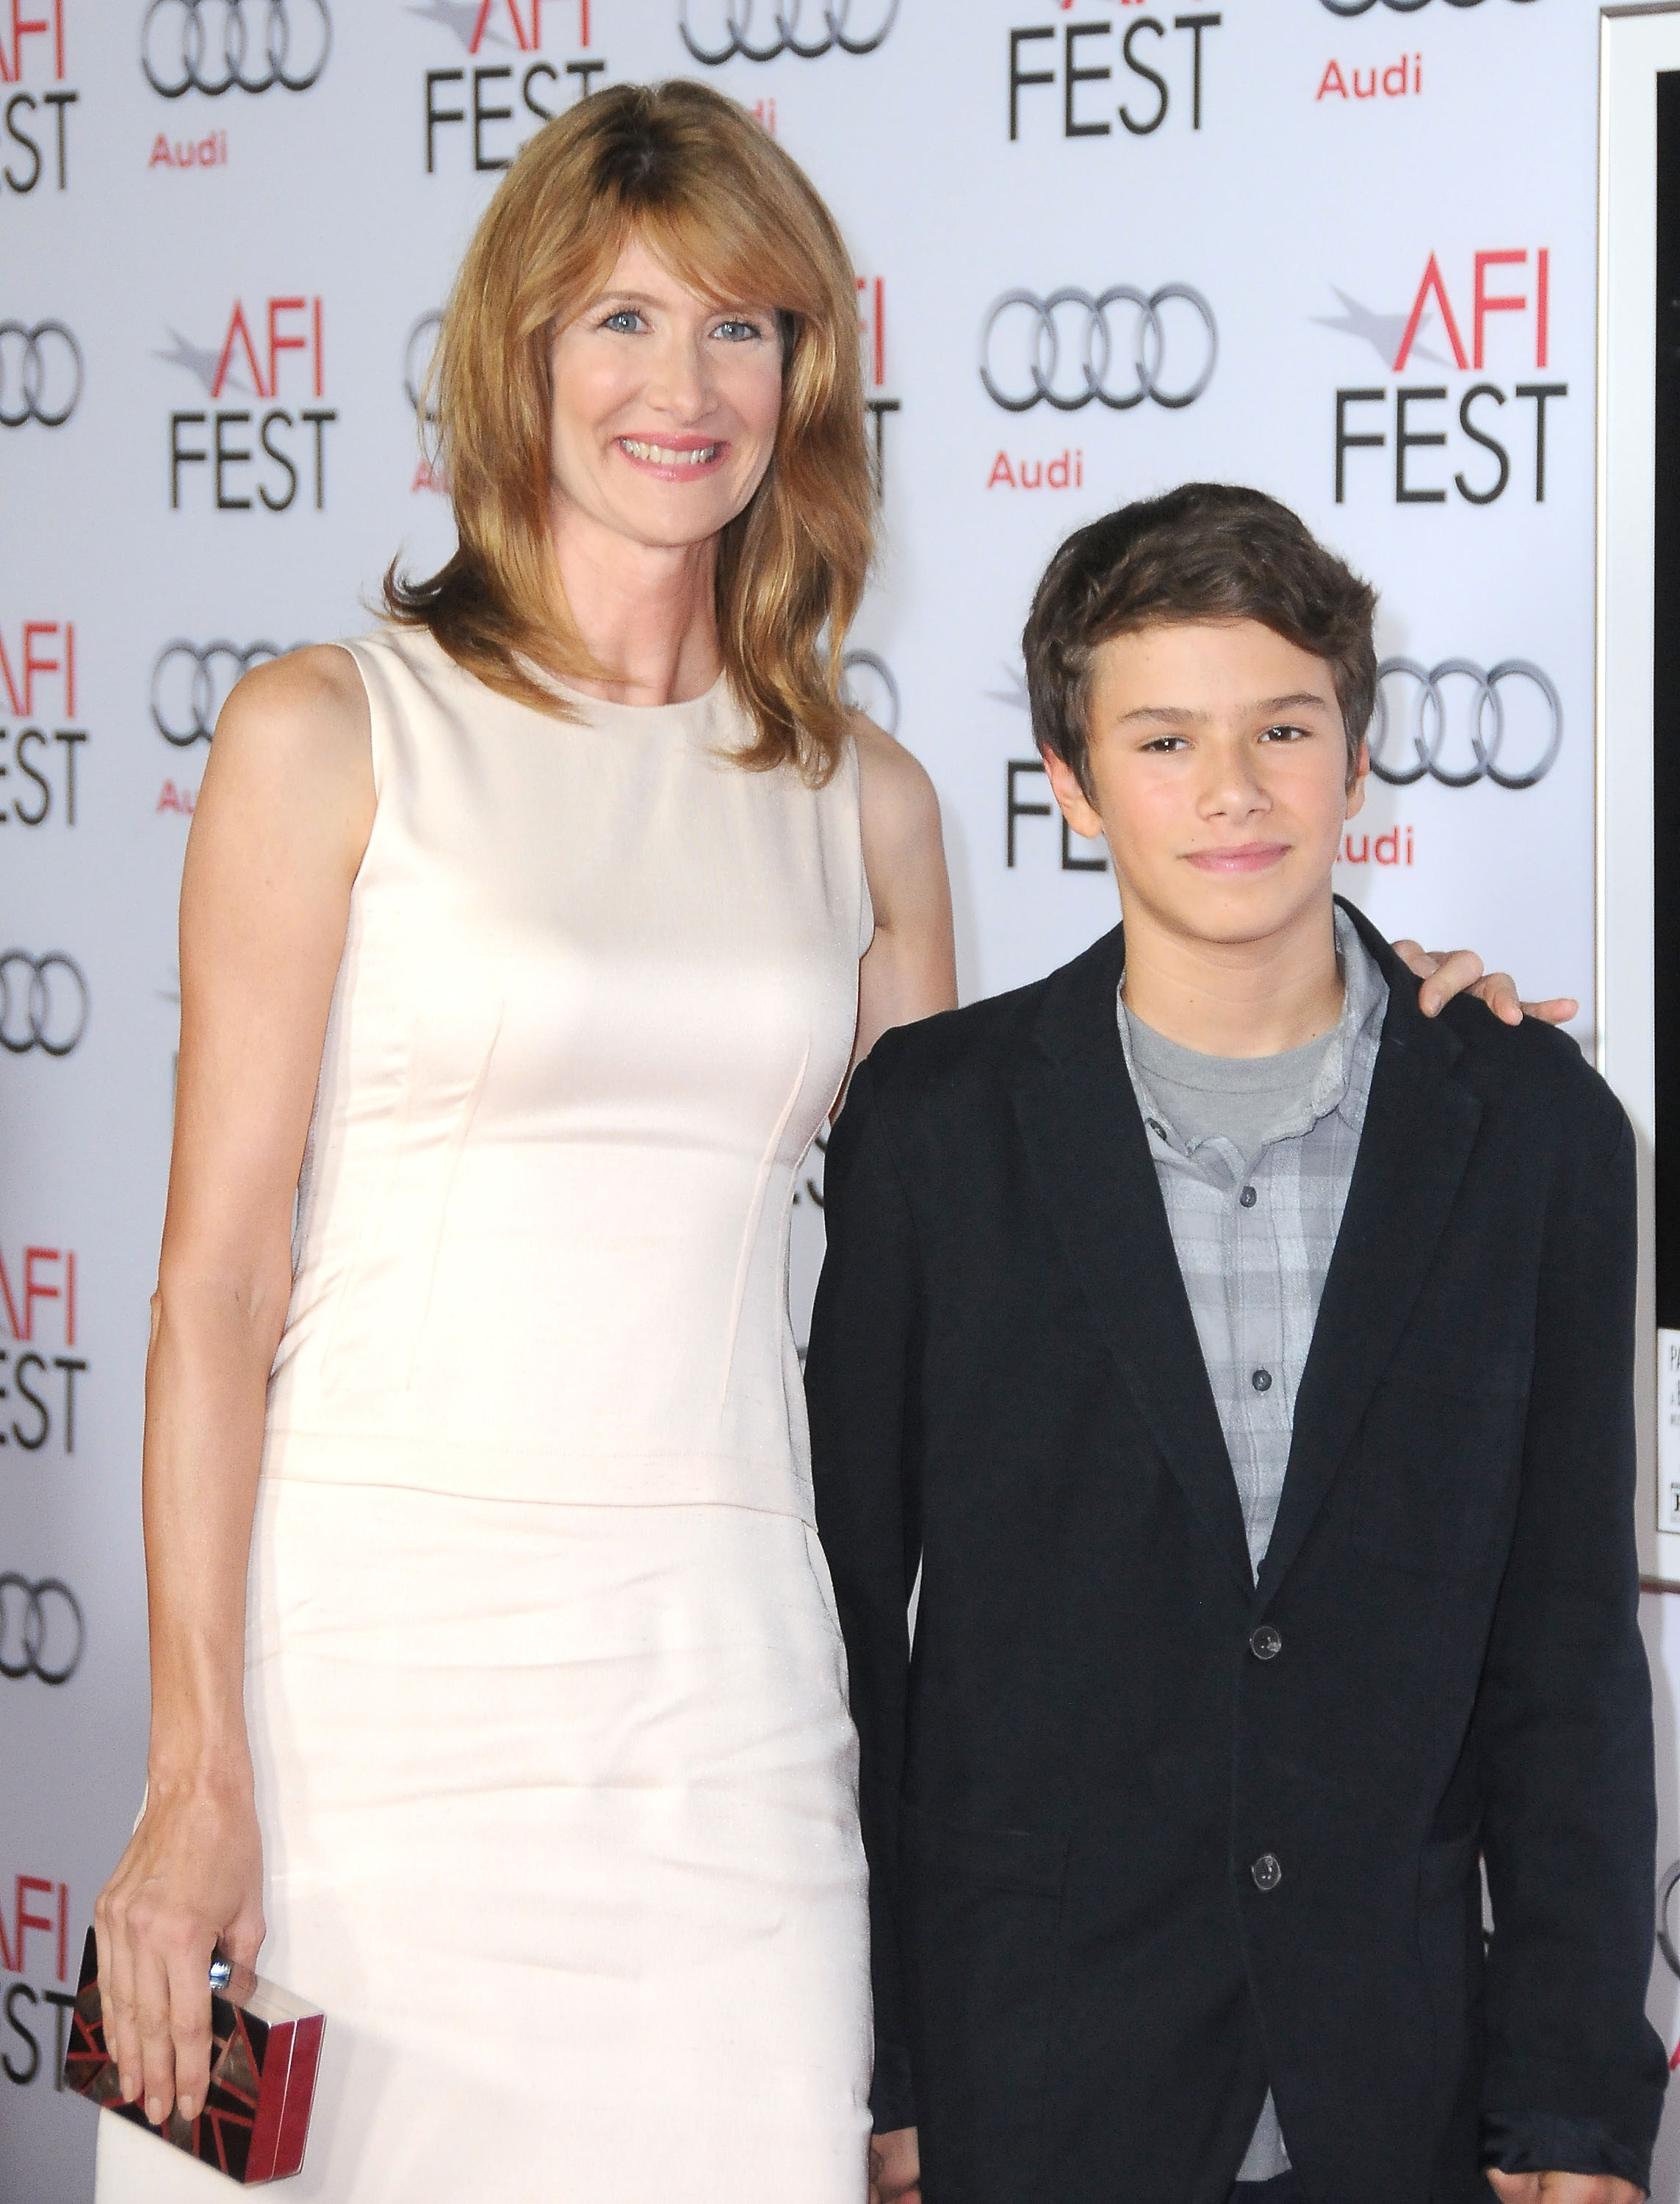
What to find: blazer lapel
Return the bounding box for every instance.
[1256,913,1483,1599]
[1012,926,1254,1597]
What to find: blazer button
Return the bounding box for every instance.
[1249,1624,1283,1661]
[1250,1852,1283,1893]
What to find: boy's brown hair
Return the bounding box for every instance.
[1021,483,1378,796]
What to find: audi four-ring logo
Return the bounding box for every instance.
[1658,1861,1680,1978]
[1369,659,1561,790]
[0,952,90,1056]
[143,0,332,97]
[0,321,83,429]
[1322,0,1535,11]
[840,648,900,739]
[0,1574,84,1685]
[404,312,443,428]
[679,0,898,63]
[152,640,299,747]
[980,287,1218,414]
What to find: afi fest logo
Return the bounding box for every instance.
[0,620,84,829]
[162,296,336,511]
[679,0,898,65]
[0,1869,78,2093]
[1009,10,1221,142]
[0,317,80,428]
[1324,248,1566,505]
[1,0,77,195]
[1369,658,1562,791]
[417,1,607,176]
[0,1242,87,1455]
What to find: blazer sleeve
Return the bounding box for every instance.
[805,1053,925,2135]
[1476,1107,1669,2185]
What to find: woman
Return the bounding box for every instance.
[92,78,1559,2204]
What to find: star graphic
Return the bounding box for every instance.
[986,665,1030,712]
[1311,287,1445,372]
[403,1,508,48]
[154,328,242,395]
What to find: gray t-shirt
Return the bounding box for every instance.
[1123,1018,1339,1174]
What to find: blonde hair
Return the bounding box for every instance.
[386,79,873,783]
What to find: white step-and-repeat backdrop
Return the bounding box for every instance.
[6,1,1674,2196]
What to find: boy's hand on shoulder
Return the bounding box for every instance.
[1485,2172,1645,2202]
[1391,940,1579,1029]
[869,2125,920,2204]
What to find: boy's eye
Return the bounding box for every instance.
[1140,735,1189,753]
[1259,723,1310,743]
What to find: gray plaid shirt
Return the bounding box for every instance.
[1117,909,1389,1578]
[1117,911,1387,2183]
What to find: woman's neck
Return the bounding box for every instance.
[549,495,723,707]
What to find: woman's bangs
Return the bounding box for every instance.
[639,195,829,326]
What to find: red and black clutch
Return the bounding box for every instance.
[65,1927,325,2185]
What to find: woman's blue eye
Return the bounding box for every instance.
[715,320,762,342]
[602,309,643,334]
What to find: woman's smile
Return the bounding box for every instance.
[616,434,727,476]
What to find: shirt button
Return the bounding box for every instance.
[1240,1185,1258,1207]
[1250,1852,1283,1893]
[1146,1118,1167,1139]
[1251,1368,1272,1393]
[1249,1624,1283,1661]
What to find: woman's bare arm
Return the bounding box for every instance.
[852,713,957,1075]
[93,645,374,2131]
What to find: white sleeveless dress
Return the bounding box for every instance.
[97,626,875,2203]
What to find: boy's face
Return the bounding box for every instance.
[1042,619,1369,952]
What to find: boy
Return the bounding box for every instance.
[806,486,1665,2204]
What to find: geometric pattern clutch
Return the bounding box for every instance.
[65,1927,325,2184]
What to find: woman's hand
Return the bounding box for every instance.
[94,1773,264,2126]
[1485,2173,1643,2203]
[1391,940,1579,1028]
[869,2125,921,2204]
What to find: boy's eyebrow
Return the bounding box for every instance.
[1253,691,1335,714]
[1118,691,1333,727]
[1118,704,1203,726]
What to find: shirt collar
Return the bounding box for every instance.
[1117,905,1389,1159]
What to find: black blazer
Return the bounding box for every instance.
[806,906,1666,2204]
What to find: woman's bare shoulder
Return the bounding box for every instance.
[850,707,941,849]
[215,642,369,748]
[193,644,375,871]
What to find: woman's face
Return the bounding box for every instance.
[548,235,785,553]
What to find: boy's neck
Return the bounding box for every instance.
[1119,893,1346,1059]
